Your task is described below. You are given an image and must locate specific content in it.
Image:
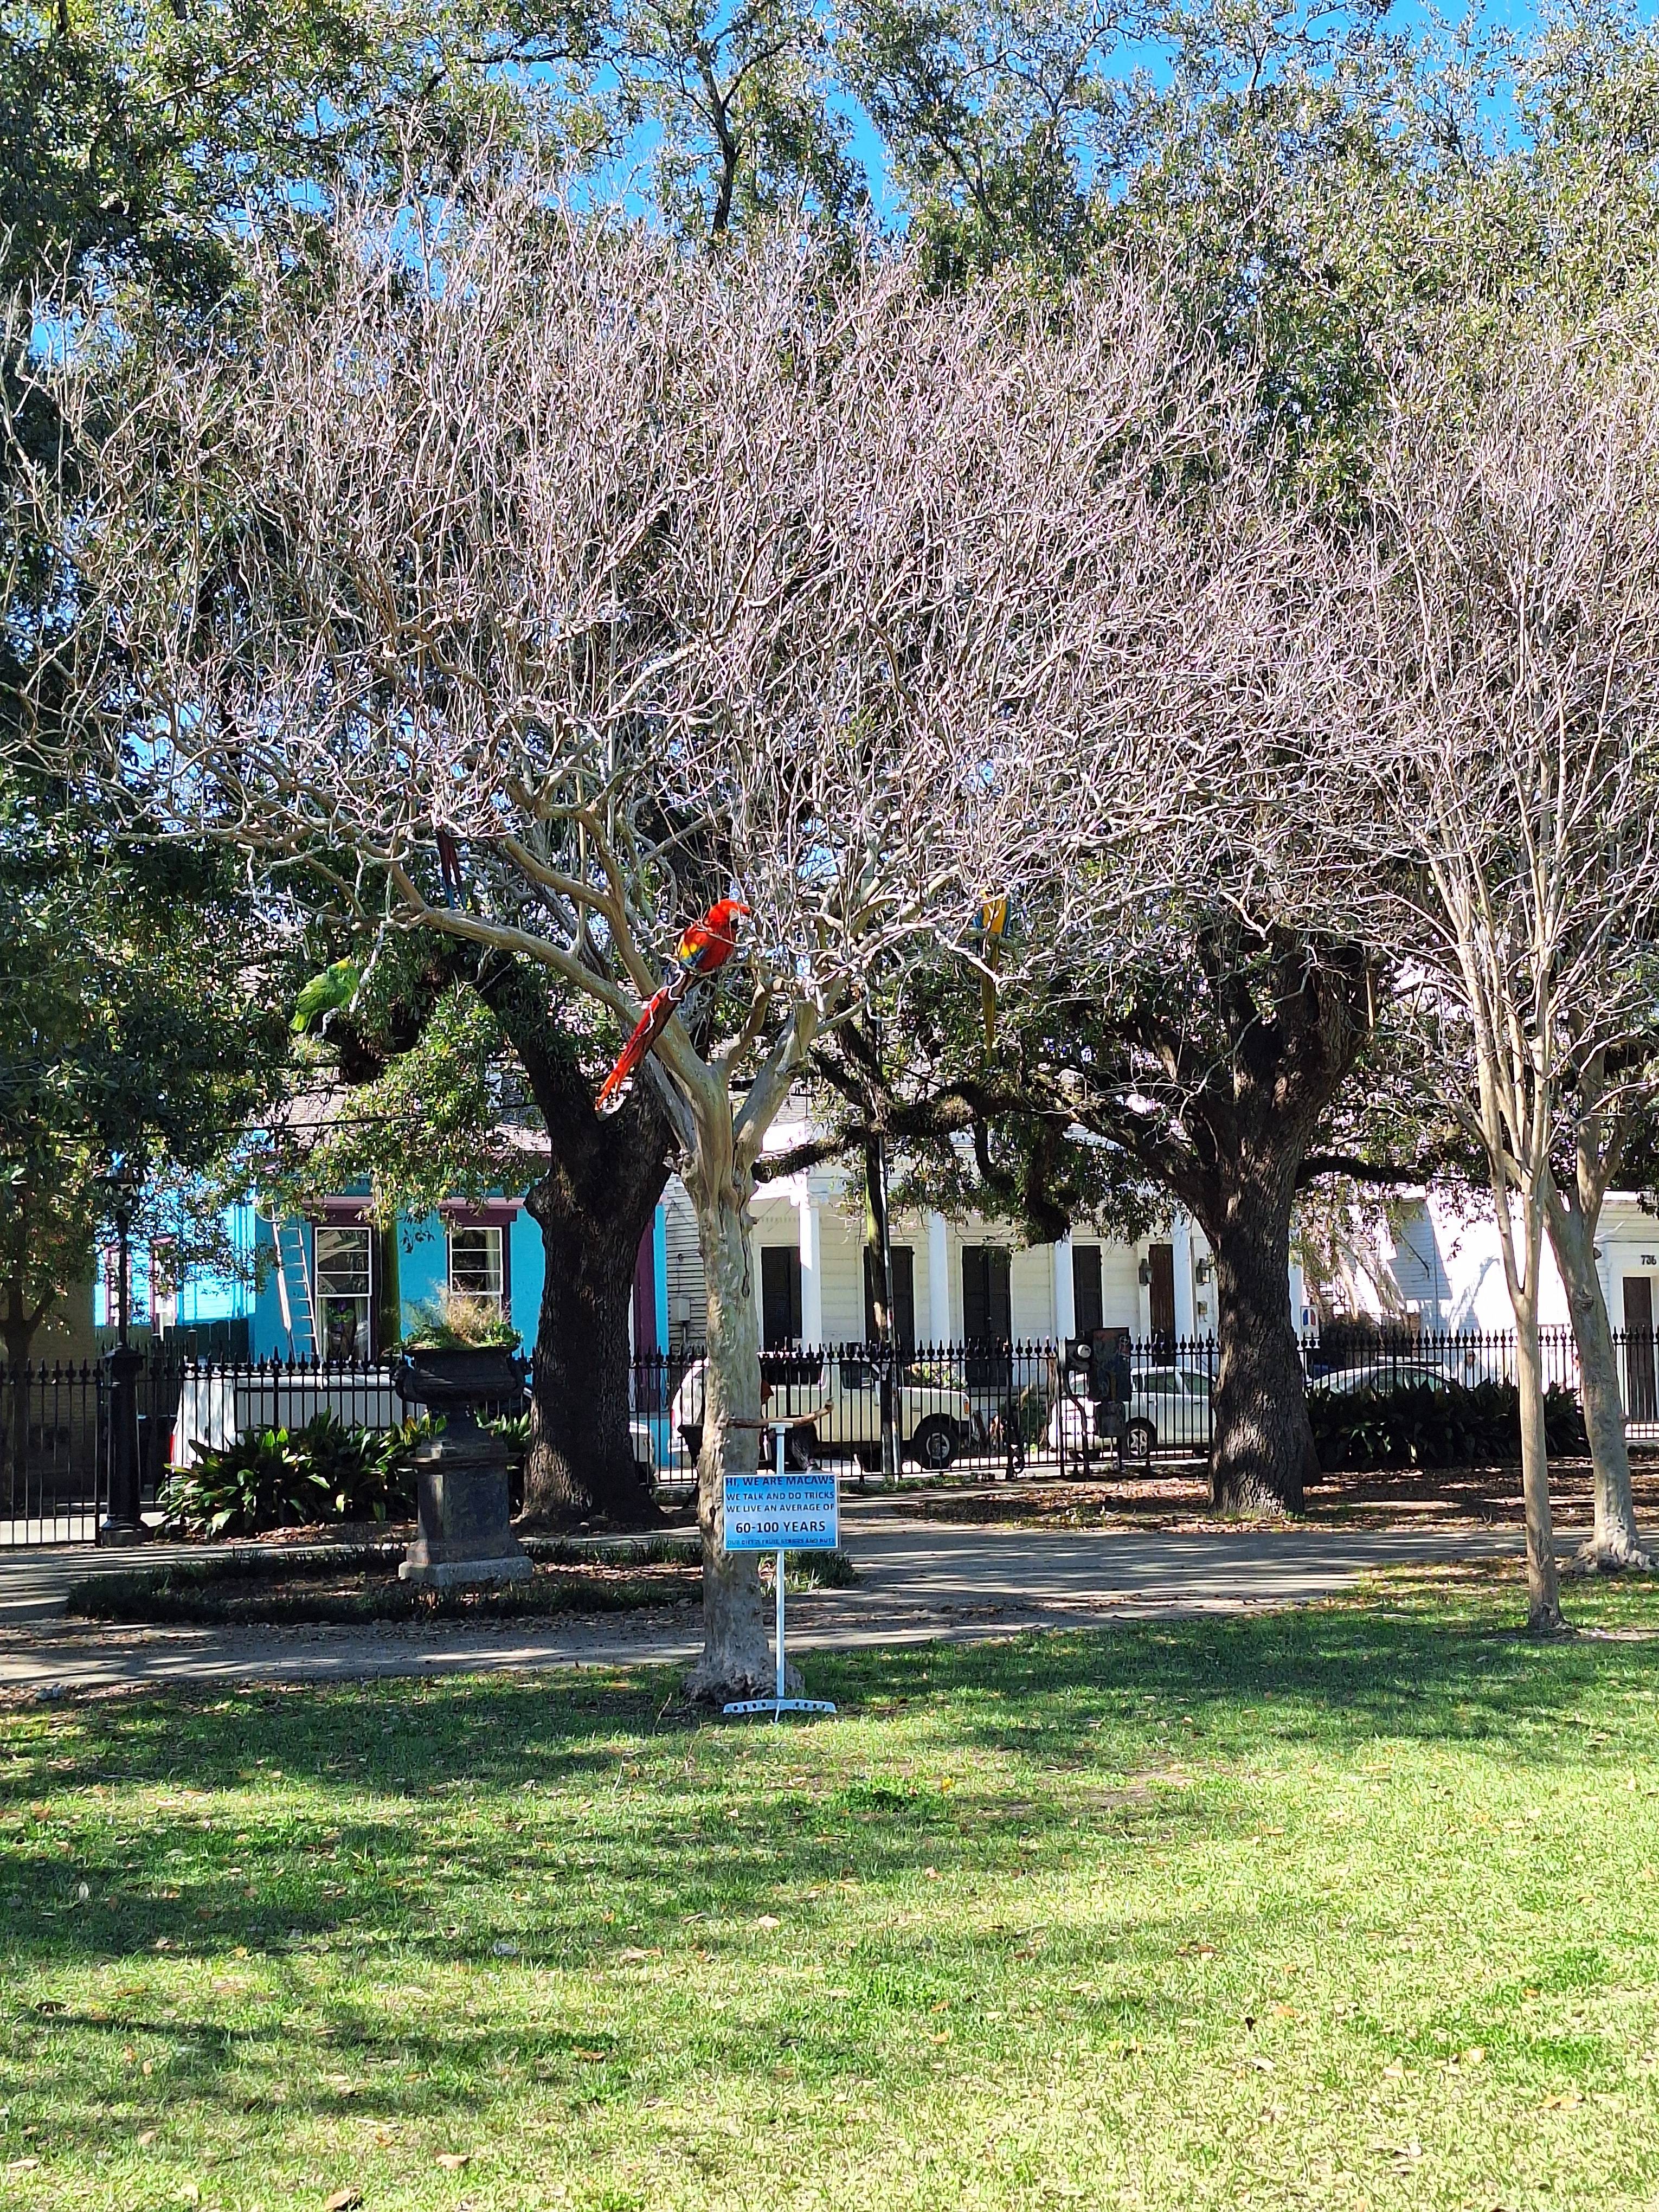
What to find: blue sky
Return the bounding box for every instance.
[522,0,1656,234]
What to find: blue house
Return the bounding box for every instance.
[139,1192,670,1368]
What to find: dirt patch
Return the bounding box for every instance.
[66,1547,704,1627]
[904,1456,1659,1534]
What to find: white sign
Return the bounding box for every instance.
[723,1470,839,1552]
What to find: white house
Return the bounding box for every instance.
[659,1094,1281,1352]
[1307,1187,1659,1341]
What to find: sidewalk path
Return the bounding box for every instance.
[0,1503,1521,1698]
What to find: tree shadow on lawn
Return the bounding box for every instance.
[2,1570,1657,2159]
[2,1566,1647,1960]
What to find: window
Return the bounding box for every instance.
[1147,1241,1175,1343]
[316,1225,373,1360]
[448,1224,505,1309]
[961,1246,1012,1342]
[863,1244,915,1351]
[1071,1244,1103,1338]
[760,1245,802,1350]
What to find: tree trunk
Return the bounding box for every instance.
[1546,1188,1650,1571]
[863,1133,901,1483]
[520,1178,658,1531]
[1108,927,1374,1519]
[2,1271,46,1508]
[472,956,673,1535]
[1203,1181,1316,1514]
[1514,1298,1566,1632]
[683,1142,776,1703]
[3,1317,32,1508]
[2,1318,37,1367]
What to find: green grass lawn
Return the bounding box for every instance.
[4,1564,1659,2211]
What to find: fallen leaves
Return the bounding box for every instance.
[324,2191,362,2211]
[435,2151,471,2170]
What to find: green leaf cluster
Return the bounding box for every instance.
[1308,1379,1589,1475]
[0,769,288,1355]
[158,1409,440,1535]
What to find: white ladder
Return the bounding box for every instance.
[271,1218,316,1359]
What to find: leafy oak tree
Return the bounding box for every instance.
[284,928,677,1529]
[0,770,285,1369]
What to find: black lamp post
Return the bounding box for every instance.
[98,1156,146,1546]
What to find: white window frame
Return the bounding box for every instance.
[315,1224,374,1361]
[448,1223,505,1310]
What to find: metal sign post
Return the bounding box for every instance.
[722,1416,838,1721]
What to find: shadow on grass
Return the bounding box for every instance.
[2,1570,1657,2157]
[2,1568,1648,1953]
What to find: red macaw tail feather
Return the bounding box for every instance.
[435,828,463,905]
[595,986,675,1108]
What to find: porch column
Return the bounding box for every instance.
[1053,1234,1076,1345]
[652,1204,670,1355]
[798,1188,823,1347]
[1172,1213,1195,1342]
[927,1211,951,1345]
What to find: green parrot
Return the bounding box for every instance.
[291,957,362,1034]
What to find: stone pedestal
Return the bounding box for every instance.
[399,1429,532,1587]
[395,1347,532,1590]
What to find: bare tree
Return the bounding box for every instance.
[1313,333,1659,1629]
[27,182,1155,1694]
[954,340,1370,1514]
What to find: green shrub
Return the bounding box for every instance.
[160,1412,440,1536]
[483,1409,531,1477]
[1308,1378,1586,1474]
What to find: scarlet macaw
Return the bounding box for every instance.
[595,898,750,1108]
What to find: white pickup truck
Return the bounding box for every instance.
[671,1353,979,1472]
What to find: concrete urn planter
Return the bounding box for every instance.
[395,1347,532,1589]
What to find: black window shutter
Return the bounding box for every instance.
[761,1246,802,1349]
[1072,1244,1104,1337]
[962,1247,1011,1341]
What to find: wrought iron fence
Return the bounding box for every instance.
[0,1361,106,1544]
[632,1324,1659,1486]
[631,1340,1218,1485]
[0,1353,523,1548]
[5,1323,1657,1546]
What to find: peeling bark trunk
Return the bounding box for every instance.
[1514,1298,1565,1632]
[683,1137,775,1702]
[1200,1179,1315,1515]
[863,1132,900,1483]
[1546,1180,1650,1571]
